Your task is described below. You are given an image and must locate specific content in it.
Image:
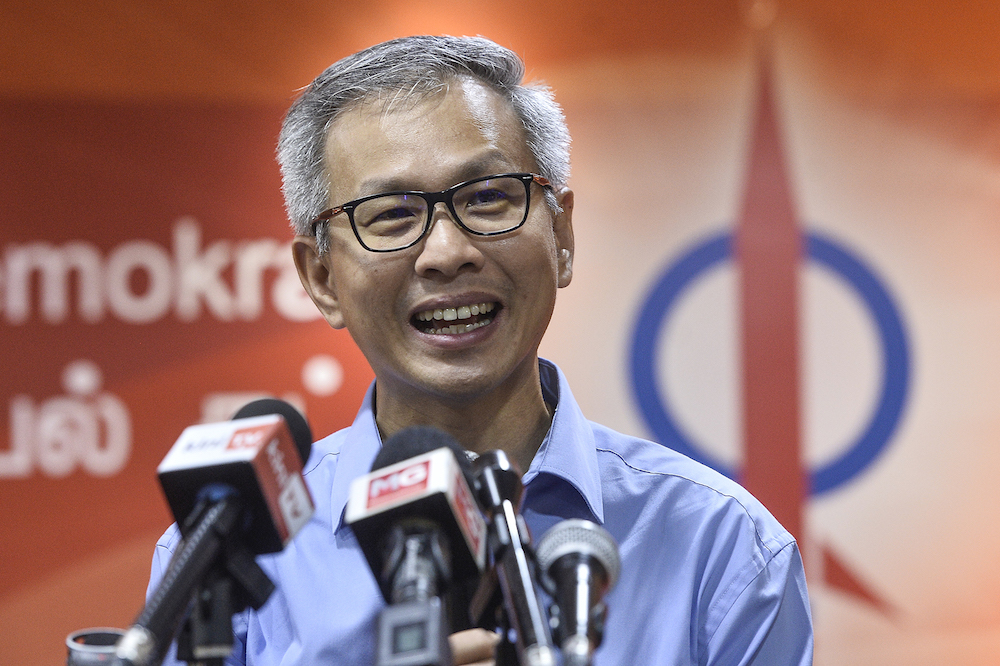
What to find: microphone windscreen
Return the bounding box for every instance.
[536,519,621,588]
[374,425,474,482]
[232,398,313,464]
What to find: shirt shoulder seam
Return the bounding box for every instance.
[595,445,786,557]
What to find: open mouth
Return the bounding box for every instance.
[412,302,498,335]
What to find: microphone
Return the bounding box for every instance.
[158,399,314,552]
[535,520,621,666]
[345,426,487,666]
[232,398,313,463]
[473,451,556,666]
[115,399,315,666]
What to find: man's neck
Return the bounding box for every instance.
[373,364,552,474]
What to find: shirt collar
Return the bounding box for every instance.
[331,381,383,533]
[523,359,605,524]
[331,359,605,532]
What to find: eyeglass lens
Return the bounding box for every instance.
[353,175,529,251]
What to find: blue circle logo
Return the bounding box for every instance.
[629,230,910,496]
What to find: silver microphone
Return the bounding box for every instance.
[536,519,621,666]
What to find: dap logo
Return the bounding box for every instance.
[628,62,911,613]
[630,230,909,495]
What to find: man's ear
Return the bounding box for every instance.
[553,187,575,288]
[291,235,346,329]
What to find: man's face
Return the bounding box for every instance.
[294,78,574,408]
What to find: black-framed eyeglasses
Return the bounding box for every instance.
[310,172,552,252]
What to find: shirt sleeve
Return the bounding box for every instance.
[145,524,249,666]
[703,540,814,665]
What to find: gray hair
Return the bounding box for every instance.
[277,35,571,253]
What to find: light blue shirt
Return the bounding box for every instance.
[149,359,813,665]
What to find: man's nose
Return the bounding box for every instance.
[413,204,485,278]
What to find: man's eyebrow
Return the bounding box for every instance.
[355,153,520,196]
[452,152,520,181]
[354,177,411,196]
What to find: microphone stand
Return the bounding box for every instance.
[473,452,556,666]
[175,541,274,665]
[116,495,275,666]
[374,526,454,666]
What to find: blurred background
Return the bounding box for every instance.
[2,1,998,663]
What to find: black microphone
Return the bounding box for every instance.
[115,399,314,666]
[473,451,557,666]
[233,398,313,463]
[536,519,620,666]
[345,426,487,666]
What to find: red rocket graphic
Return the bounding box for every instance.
[736,56,894,616]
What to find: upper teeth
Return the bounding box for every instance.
[416,302,495,322]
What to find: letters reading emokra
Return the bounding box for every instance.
[0,218,320,325]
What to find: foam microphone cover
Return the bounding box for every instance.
[232,398,313,464]
[372,425,475,479]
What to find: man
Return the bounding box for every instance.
[148,35,813,665]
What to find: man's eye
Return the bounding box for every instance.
[371,207,418,222]
[468,189,508,206]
